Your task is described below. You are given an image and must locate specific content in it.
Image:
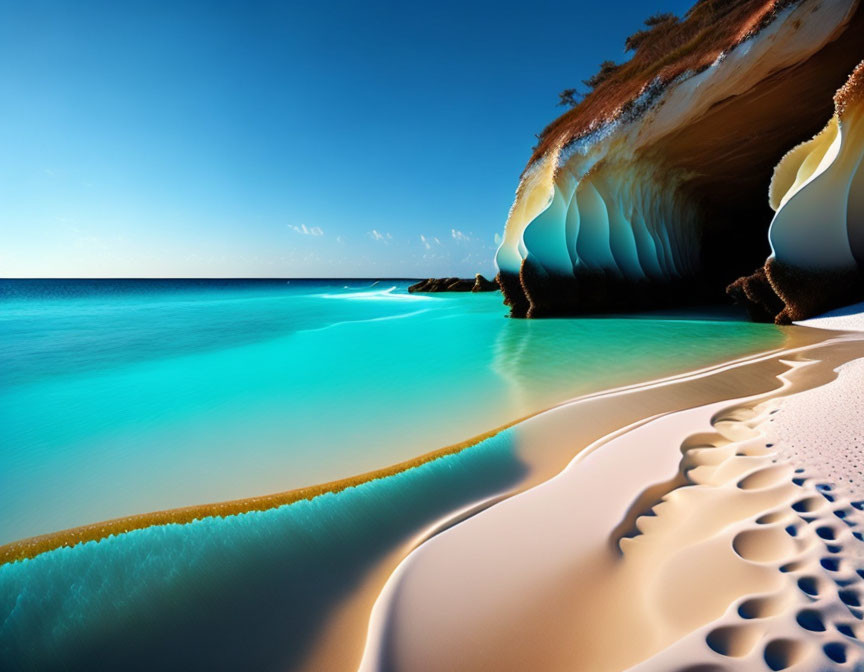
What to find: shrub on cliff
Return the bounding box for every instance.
[531,0,791,165]
[625,12,679,52]
[557,88,583,108]
[624,29,652,52]
[644,12,677,26]
[583,60,620,90]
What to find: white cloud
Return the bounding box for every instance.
[420,234,445,251]
[494,232,503,245]
[368,229,392,242]
[451,228,470,242]
[289,223,324,236]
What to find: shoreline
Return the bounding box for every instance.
[302,324,856,671]
[0,425,511,566]
[0,324,835,569]
[1,322,859,672]
[358,327,864,671]
[0,324,830,568]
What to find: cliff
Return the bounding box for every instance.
[731,60,864,322]
[495,0,864,320]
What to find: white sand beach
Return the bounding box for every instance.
[358,313,864,671]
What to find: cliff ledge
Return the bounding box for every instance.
[495,0,864,321]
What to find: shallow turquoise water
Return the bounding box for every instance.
[0,279,787,671]
[0,279,785,544]
[0,430,523,671]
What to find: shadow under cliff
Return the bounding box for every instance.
[501,4,864,320]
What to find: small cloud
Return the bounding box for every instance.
[420,234,433,250]
[368,229,392,242]
[336,235,344,244]
[289,223,324,236]
[451,228,470,242]
[494,232,503,245]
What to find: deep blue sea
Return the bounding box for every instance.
[0,278,786,671]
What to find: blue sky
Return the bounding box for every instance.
[0,0,693,278]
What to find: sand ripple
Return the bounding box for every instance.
[360,340,864,671]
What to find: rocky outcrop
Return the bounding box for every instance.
[494,0,864,318]
[471,274,499,292]
[726,267,786,323]
[408,274,499,293]
[409,277,473,293]
[730,60,864,323]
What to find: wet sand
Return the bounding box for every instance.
[0,323,846,672]
[358,328,864,671]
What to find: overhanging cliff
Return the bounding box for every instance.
[731,60,864,322]
[496,0,864,320]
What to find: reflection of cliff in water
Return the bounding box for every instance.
[492,312,788,420]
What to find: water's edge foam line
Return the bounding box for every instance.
[0,331,839,567]
[357,336,864,671]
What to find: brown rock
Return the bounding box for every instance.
[471,274,499,292]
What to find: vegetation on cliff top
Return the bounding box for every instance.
[536,0,797,165]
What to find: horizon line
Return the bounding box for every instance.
[0,276,441,281]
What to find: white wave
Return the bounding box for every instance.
[316,286,434,302]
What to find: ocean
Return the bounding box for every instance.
[0,278,785,670]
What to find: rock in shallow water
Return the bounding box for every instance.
[408,274,499,294]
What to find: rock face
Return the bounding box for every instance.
[726,267,786,323]
[494,0,864,319]
[471,274,499,292]
[408,274,500,293]
[730,61,864,323]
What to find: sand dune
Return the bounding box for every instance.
[360,335,864,671]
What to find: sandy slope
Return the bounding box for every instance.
[359,333,864,671]
[799,302,864,332]
[303,327,834,671]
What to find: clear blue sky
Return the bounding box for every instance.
[1,0,693,278]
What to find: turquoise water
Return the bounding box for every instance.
[0,430,524,671]
[0,279,785,545]
[0,279,787,671]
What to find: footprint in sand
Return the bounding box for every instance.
[792,496,826,514]
[738,592,792,619]
[732,527,798,563]
[795,608,826,632]
[823,641,848,664]
[762,638,809,671]
[705,623,764,657]
[797,575,823,597]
